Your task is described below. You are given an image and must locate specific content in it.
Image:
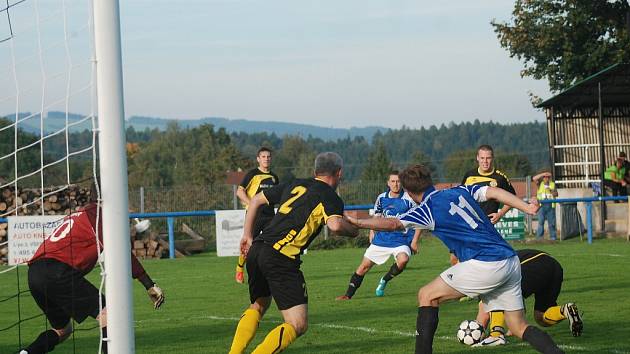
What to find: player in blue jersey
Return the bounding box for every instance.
[346,165,564,354]
[336,171,420,300]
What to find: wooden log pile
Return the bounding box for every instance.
[0,185,93,264]
[0,186,210,264]
[129,220,165,260]
[0,222,8,264]
[0,185,93,218]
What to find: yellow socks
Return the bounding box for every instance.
[229,309,261,354]
[542,305,565,326]
[251,323,298,354]
[488,311,506,337]
[236,254,246,272]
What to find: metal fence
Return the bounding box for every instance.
[126,182,387,250]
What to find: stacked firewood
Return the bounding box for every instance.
[130,222,165,260]
[0,185,92,217]
[0,185,92,264]
[0,223,7,264]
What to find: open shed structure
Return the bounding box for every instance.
[538,63,630,188]
[538,63,630,233]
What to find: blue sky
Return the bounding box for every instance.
[2,1,551,129]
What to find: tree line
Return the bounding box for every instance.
[1,117,551,190]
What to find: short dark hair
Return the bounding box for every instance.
[314,152,343,176]
[257,147,272,156]
[619,151,627,158]
[477,144,494,155]
[399,164,433,194]
[388,170,399,177]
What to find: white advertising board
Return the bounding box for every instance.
[215,210,245,257]
[7,215,65,265]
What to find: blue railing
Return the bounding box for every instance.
[0,204,373,259]
[538,196,628,244]
[129,204,372,258]
[2,199,627,258]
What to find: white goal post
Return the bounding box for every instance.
[93,0,135,353]
[1,0,135,351]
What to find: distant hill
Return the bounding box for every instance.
[8,111,91,135]
[6,111,388,141]
[127,116,388,141]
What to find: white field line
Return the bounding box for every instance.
[132,314,627,352]
[0,265,17,274]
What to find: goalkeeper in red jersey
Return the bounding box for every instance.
[20,182,164,354]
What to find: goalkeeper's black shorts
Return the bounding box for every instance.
[246,241,307,310]
[28,258,104,329]
[520,254,563,312]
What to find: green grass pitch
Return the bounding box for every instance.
[2,237,630,353]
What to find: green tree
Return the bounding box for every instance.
[443,149,477,182]
[494,152,532,178]
[493,0,630,92]
[274,136,315,181]
[361,142,391,181]
[0,117,44,187]
[127,123,248,188]
[409,150,437,174]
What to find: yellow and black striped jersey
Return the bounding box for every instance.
[258,178,344,260]
[239,167,279,217]
[461,168,515,216]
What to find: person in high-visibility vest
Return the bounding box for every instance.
[604,156,628,201]
[533,171,559,240]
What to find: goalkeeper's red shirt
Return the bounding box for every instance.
[29,202,147,279]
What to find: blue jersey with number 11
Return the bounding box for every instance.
[399,185,515,263]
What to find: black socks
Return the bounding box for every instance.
[101,327,108,354]
[522,326,564,353]
[383,263,403,282]
[344,273,364,298]
[25,329,60,354]
[415,306,439,354]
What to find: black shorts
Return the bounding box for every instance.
[246,241,307,310]
[521,255,563,312]
[28,258,104,329]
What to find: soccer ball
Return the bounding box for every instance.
[456,320,484,346]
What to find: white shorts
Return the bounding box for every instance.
[440,256,523,312]
[363,244,411,265]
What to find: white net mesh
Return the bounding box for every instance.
[1,0,107,352]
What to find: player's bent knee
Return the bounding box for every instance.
[287,320,307,336]
[96,308,107,327]
[396,255,409,268]
[357,265,370,274]
[250,297,271,315]
[505,318,528,338]
[417,286,437,306]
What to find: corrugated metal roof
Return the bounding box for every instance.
[538,63,630,108]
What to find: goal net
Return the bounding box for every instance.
[1,0,134,353]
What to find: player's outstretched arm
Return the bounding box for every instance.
[485,187,539,215]
[345,215,404,232]
[327,216,359,237]
[239,192,267,256]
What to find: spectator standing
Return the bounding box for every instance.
[532,171,558,240]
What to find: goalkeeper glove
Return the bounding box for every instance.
[147,285,165,309]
